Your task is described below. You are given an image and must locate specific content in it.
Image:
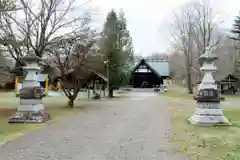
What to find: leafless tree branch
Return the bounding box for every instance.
[0,0,94,66]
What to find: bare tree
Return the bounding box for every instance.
[146,52,169,60]
[169,47,186,79]
[0,0,92,66]
[191,0,222,78]
[214,37,236,76]
[170,3,196,94]
[193,0,221,55]
[46,30,104,107]
[169,0,222,93]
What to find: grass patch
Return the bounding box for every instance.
[163,91,192,99]
[163,85,193,99]
[164,84,240,101]
[167,99,240,160]
[0,95,86,144]
[113,91,129,98]
[224,94,240,101]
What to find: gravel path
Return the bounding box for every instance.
[0,92,187,160]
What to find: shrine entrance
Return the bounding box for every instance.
[130,72,161,88]
[129,59,163,88]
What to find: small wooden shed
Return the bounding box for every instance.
[215,74,239,94]
[197,74,239,94]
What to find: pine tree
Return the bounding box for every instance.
[231,15,240,41]
[101,9,134,97]
[117,10,134,85]
[230,15,240,76]
[101,10,122,97]
[0,0,16,11]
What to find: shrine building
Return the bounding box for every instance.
[129,59,170,88]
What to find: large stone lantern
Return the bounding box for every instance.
[188,48,231,126]
[8,53,50,123]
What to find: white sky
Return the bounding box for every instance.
[87,0,240,56]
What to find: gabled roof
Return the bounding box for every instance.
[215,74,239,82]
[132,59,170,77]
[89,69,108,82]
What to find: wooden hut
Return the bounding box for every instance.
[215,74,239,94]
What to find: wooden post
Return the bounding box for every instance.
[45,77,49,96]
[87,84,90,100]
[58,79,62,91]
[15,77,18,97]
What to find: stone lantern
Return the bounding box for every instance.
[188,47,231,126]
[8,53,50,123]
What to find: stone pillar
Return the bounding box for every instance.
[8,54,50,123]
[188,48,230,126]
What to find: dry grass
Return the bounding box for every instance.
[163,85,193,100]
[165,85,240,160]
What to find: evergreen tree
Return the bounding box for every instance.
[0,0,16,11]
[117,10,134,86]
[230,15,240,76]
[231,15,240,41]
[101,9,134,97]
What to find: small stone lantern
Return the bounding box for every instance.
[8,53,50,123]
[188,47,231,126]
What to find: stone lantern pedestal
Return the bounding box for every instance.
[8,54,50,123]
[188,48,231,126]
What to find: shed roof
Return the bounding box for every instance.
[89,69,108,82]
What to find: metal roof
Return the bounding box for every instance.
[133,59,170,77]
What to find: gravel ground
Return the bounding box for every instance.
[0,92,187,160]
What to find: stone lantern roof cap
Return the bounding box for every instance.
[199,47,218,62]
[22,53,42,63]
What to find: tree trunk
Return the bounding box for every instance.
[68,98,74,107]
[108,88,114,98]
[62,86,80,108]
[186,68,193,94]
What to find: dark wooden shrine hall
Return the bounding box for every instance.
[129,59,169,88]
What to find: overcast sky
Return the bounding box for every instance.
[87,0,240,56]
